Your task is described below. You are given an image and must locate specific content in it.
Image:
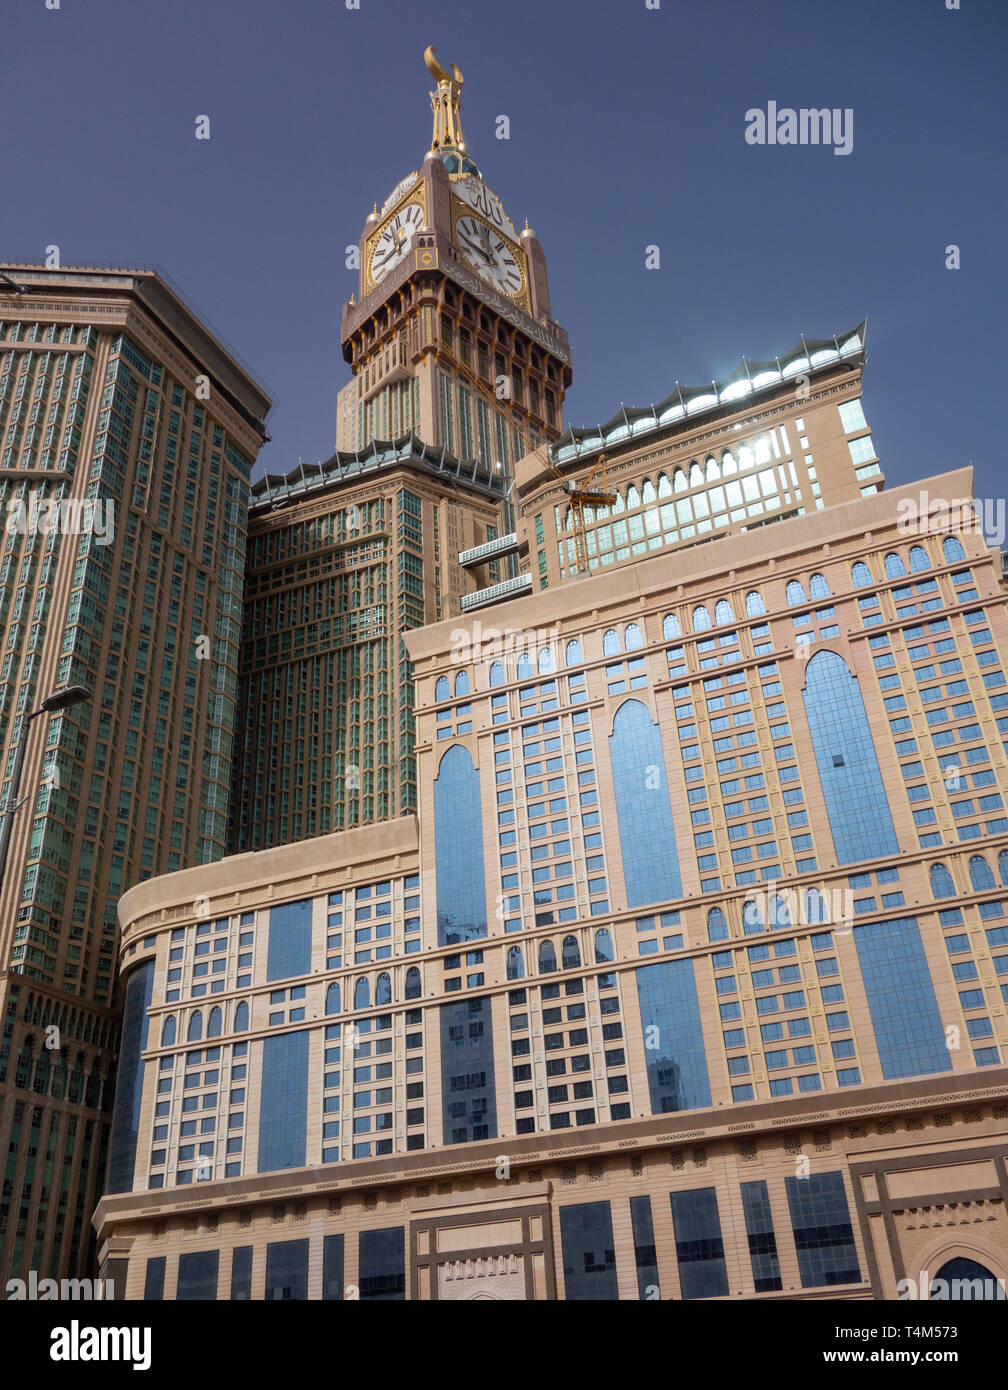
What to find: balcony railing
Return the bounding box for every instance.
[460,572,533,612]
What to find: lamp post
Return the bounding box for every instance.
[0,684,91,896]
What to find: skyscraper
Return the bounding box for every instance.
[93,53,1008,1302]
[229,48,571,847]
[0,264,270,1282]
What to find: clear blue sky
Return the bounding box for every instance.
[3,0,1005,510]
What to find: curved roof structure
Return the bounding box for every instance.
[549,322,867,467]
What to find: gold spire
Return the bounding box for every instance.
[424,45,466,153]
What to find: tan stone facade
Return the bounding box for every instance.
[96,467,1008,1298]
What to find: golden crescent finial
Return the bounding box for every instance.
[424,45,463,86]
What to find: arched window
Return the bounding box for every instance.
[909,545,930,572]
[234,1001,249,1032]
[594,928,615,964]
[705,455,721,481]
[852,561,873,588]
[657,472,672,497]
[663,613,681,640]
[538,940,557,974]
[642,478,657,503]
[434,745,488,946]
[742,899,764,935]
[455,670,470,697]
[969,856,996,892]
[517,651,534,679]
[187,1011,202,1043]
[884,552,906,579]
[435,676,449,702]
[506,947,525,981]
[721,450,738,475]
[930,863,955,899]
[375,972,392,1006]
[609,700,682,907]
[707,907,729,942]
[160,1015,176,1047]
[624,623,643,650]
[489,660,505,687]
[714,599,734,626]
[802,649,898,864]
[1000,849,1008,889]
[537,645,554,673]
[326,982,341,1014]
[354,978,370,1010]
[805,888,827,924]
[603,628,620,656]
[745,591,765,617]
[207,1007,222,1039]
[943,535,966,562]
[626,484,640,509]
[405,967,421,1000]
[786,579,807,607]
[931,1258,1006,1300]
[566,638,584,665]
[768,894,791,930]
[692,605,711,632]
[562,935,582,970]
[689,462,704,488]
[809,573,830,600]
[673,468,687,492]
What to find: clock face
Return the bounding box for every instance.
[369,201,424,285]
[455,215,524,297]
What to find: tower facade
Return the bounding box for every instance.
[230,51,573,848]
[336,47,571,501]
[0,264,270,1282]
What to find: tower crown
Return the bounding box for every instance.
[424,46,480,176]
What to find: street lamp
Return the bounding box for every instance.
[0,684,91,894]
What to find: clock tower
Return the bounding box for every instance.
[336,46,573,494]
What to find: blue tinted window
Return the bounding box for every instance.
[266,899,312,982]
[669,1188,728,1299]
[560,1201,618,1300]
[784,1172,860,1287]
[107,962,154,1193]
[741,1180,782,1292]
[359,1227,405,1300]
[609,700,682,906]
[854,918,949,1079]
[635,960,711,1113]
[802,649,898,864]
[143,1256,166,1301]
[230,1246,252,1300]
[258,1031,309,1172]
[177,1250,219,1300]
[630,1195,660,1299]
[323,1233,344,1300]
[434,746,488,945]
[265,1238,309,1300]
[440,997,497,1144]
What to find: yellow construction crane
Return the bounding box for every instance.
[544,450,616,577]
